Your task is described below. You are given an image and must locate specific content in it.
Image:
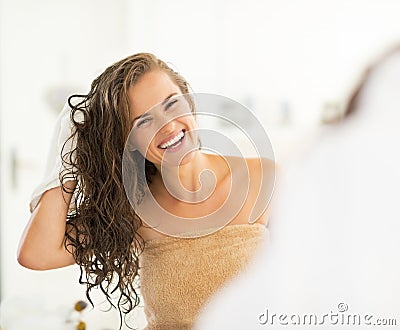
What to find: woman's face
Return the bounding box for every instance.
[128,70,198,167]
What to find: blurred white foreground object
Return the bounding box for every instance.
[196,47,400,330]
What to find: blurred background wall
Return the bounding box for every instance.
[0,0,400,329]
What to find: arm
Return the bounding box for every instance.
[18,180,77,270]
[18,102,81,270]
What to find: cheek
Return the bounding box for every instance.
[184,115,197,130]
[131,129,158,154]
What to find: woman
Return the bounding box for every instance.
[18,53,274,329]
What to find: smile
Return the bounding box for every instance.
[158,130,185,149]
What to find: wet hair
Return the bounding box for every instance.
[60,53,193,328]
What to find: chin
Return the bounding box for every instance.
[178,151,196,166]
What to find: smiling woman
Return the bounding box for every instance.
[17,53,274,330]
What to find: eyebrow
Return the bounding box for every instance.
[131,93,178,125]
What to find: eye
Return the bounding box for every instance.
[164,99,178,111]
[136,117,152,128]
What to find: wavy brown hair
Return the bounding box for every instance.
[60,53,193,328]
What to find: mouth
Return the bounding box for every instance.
[158,129,186,150]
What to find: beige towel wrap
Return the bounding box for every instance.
[138,223,268,329]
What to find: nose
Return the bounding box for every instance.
[159,118,177,135]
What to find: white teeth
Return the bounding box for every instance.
[159,131,185,149]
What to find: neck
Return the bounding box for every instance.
[153,151,217,203]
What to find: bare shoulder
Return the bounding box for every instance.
[219,156,276,226]
[246,157,276,226]
[245,157,276,178]
[219,155,276,179]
